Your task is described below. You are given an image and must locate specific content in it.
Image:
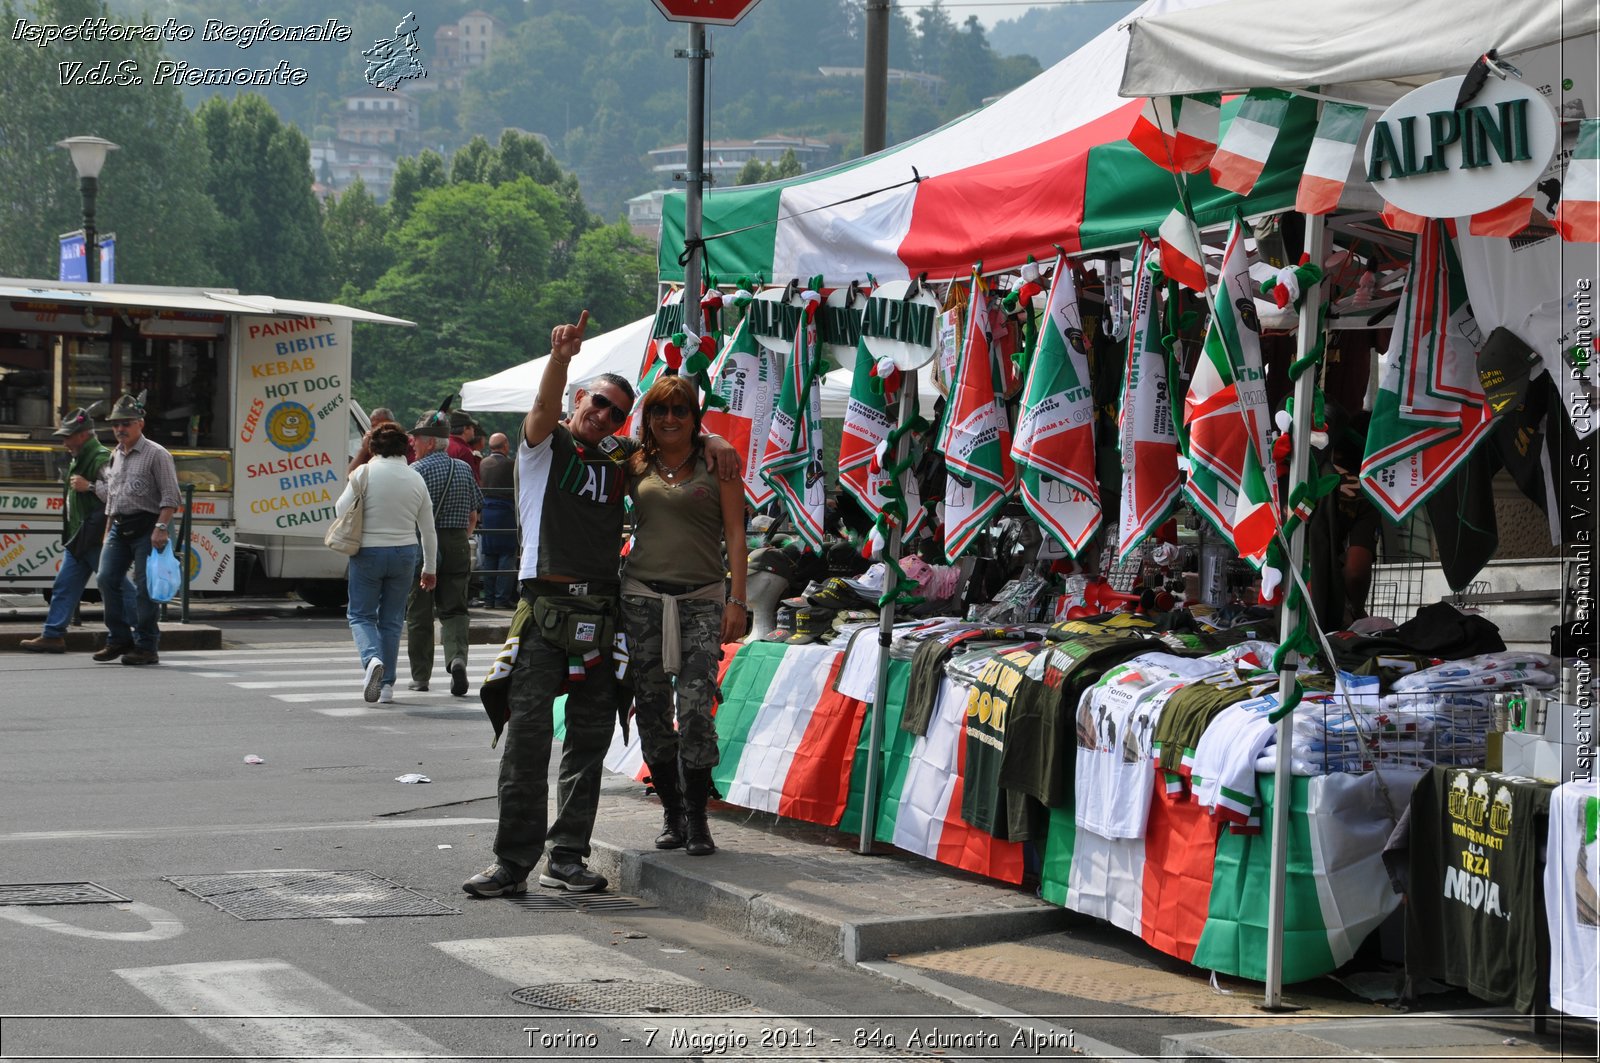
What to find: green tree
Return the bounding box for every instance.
[553,222,659,333]
[322,179,392,303]
[388,149,448,227]
[195,94,331,298]
[0,0,223,284]
[736,158,772,186]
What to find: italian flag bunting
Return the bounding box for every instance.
[1128,93,1221,174]
[838,336,928,542]
[1181,217,1277,561]
[1380,201,1431,234]
[759,301,828,549]
[1295,101,1366,215]
[1360,222,1493,522]
[937,269,1016,562]
[1013,254,1102,555]
[1158,209,1208,294]
[1209,89,1293,195]
[1116,236,1182,561]
[1555,118,1600,243]
[703,316,779,509]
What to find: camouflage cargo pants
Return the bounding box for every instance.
[621,595,724,771]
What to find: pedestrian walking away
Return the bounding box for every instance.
[335,421,438,705]
[476,432,518,609]
[405,405,481,696]
[622,374,750,857]
[21,405,112,654]
[463,310,739,900]
[92,392,181,667]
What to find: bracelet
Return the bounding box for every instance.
[725,596,748,610]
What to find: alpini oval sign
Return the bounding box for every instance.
[1364,74,1558,218]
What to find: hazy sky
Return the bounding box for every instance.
[906,1,1065,29]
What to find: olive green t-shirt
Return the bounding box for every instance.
[625,462,726,586]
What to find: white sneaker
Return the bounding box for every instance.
[362,659,384,703]
[377,684,394,704]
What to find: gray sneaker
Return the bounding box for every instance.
[461,863,527,898]
[538,861,607,893]
[408,679,429,691]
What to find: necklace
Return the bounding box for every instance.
[655,452,692,481]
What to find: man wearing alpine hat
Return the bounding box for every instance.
[20,404,111,653]
[91,392,181,666]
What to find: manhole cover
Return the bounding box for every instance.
[0,882,130,905]
[511,981,752,1014]
[165,870,459,921]
[302,765,394,775]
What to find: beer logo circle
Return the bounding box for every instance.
[182,544,200,583]
[264,401,315,452]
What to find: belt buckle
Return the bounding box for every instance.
[570,582,589,596]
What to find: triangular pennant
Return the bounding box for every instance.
[936,269,1016,561]
[1116,236,1182,561]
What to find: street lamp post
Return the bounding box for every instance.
[55,136,119,284]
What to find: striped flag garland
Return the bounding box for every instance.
[1380,201,1432,234]
[1013,254,1102,555]
[1116,236,1181,561]
[703,316,779,509]
[1360,222,1493,522]
[838,336,927,543]
[1128,93,1221,174]
[1157,209,1208,293]
[936,270,1016,562]
[1554,118,1600,242]
[1209,89,1293,195]
[1295,101,1367,215]
[1468,193,1536,238]
[759,303,828,549]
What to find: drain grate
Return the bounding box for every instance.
[165,870,459,921]
[302,765,394,776]
[504,891,656,914]
[0,882,130,906]
[511,981,752,1014]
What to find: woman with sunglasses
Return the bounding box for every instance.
[620,373,749,856]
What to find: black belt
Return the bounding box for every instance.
[640,579,699,596]
[521,578,620,599]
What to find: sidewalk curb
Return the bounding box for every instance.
[587,837,1077,965]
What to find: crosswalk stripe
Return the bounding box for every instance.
[273,690,465,703]
[117,959,449,1058]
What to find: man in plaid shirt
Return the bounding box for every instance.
[406,409,482,696]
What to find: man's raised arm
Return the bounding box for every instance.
[523,310,590,448]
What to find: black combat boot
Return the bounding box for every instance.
[647,759,686,850]
[681,764,717,856]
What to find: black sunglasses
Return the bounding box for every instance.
[647,403,694,420]
[587,391,629,426]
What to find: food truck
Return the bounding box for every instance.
[0,278,411,605]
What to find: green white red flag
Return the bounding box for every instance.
[838,336,928,542]
[1294,101,1366,215]
[1013,255,1102,555]
[1158,208,1208,293]
[1209,89,1292,195]
[1555,118,1600,243]
[937,270,1016,562]
[703,316,780,509]
[1181,218,1277,563]
[1360,222,1493,521]
[1116,236,1182,561]
[1128,93,1221,174]
[759,301,828,549]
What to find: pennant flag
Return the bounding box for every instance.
[1158,209,1208,293]
[838,336,928,543]
[1380,201,1431,234]
[713,642,867,826]
[1209,89,1293,195]
[1128,93,1221,174]
[1554,118,1600,243]
[1013,254,1102,555]
[703,316,779,509]
[1117,236,1182,561]
[1181,218,1277,561]
[759,303,828,549]
[622,338,665,439]
[1295,101,1366,215]
[936,270,1016,562]
[1469,194,1536,238]
[1360,222,1494,522]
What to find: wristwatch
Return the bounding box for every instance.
[154,522,168,530]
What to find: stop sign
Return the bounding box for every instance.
[649,0,762,26]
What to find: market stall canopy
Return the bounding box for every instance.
[659,0,1314,287]
[1120,0,1599,99]
[0,279,414,326]
[459,314,654,412]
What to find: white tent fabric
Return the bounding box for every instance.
[459,315,653,412]
[818,361,943,421]
[1120,0,1599,99]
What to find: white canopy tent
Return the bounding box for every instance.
[459,314,655,412]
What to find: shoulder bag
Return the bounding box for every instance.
[324,465,367,555]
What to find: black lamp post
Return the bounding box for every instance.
[55,136,119,284]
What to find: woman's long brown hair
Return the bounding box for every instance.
[629,373,704,475]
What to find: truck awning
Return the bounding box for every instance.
[0,280,414,326]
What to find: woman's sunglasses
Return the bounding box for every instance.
[587,392,629,426]
[647,403,694,420]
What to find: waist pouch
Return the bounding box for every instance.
[531,593,614,657]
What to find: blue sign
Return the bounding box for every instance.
[57,231,115,283]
